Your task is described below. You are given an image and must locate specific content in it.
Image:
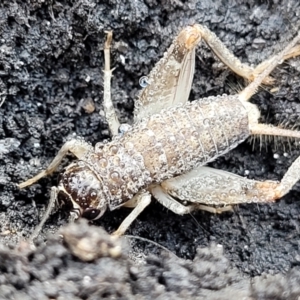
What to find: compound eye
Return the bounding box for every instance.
[81,208,101,220]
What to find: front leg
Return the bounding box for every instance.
[18,139,93,188]
[112,192,152,237]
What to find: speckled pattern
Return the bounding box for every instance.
[1,0,300,298]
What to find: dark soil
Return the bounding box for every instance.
[1,0,300,299]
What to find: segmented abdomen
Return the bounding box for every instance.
[87,94,249,209]
[126,94,249,181]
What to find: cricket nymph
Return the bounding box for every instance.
[57,94,249,220]
[19,25,300,238]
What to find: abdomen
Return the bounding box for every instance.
[88,94,249,209]
[122,94,249,182]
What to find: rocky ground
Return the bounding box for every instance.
[1,0,300,299]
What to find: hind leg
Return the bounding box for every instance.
[154,159,300,209]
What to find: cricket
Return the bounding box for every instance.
[18,24,300,239]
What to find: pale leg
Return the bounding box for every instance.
[151,183,232,214]
[155,159,300,209]
[150,184,198,215]
[18,139,92,188]
[252,44,300,83]
[112,192,152,237]
[103,31,120,137]
[238,31,300,102]
[196,24,300,85]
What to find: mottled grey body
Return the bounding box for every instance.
[18,25,300,238]
[78,94,249,210]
